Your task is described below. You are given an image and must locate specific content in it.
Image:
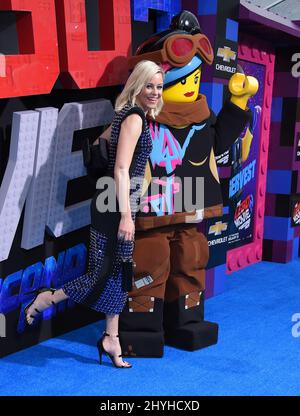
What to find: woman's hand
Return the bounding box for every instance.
[118,215,135,241]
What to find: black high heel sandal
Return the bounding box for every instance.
[24,287,57,325]
[97,332,132,368]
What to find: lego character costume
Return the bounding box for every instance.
[119,11,258,356]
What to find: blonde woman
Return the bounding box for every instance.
[24,60,164,368]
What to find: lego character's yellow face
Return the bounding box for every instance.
[162,67,201,103]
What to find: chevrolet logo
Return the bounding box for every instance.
[217,46,236,63]
[209,221,228,236]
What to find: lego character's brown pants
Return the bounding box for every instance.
[128,223,209,312]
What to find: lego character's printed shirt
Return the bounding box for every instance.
[135,101,251,230]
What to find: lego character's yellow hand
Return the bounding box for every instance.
[229,73,259,110]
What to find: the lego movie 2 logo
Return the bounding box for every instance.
[234,194,254,231]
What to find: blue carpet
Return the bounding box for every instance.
[1,259,300,396]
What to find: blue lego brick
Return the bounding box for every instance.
[223,205,229,215]
[271,97,283,122]
[212,83,224,114]
[156,13,172,31]
[199,82,224,114]
[200,82,224,114]
[198,0,218,16]
[226,19,238,42]
[156,0,182,31]
[133,0,181,24]
[264,216,294,241]
[213,263,227,296]
[199,82,212,107]
[266,170,292,195]
[293,237,300,259]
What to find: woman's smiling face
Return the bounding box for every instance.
[136,72,164,112]
[162,67,201,104]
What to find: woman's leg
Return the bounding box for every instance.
[102,314,132,368]
[26,289,69,325]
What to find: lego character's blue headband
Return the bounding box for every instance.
[164,55,202,87]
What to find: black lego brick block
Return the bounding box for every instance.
[280,98,298,147]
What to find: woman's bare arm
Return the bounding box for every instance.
[114,114,143,218]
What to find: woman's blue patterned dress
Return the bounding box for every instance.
[62,104,153,314]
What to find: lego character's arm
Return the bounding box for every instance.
[211,101,251,156]
[211,73,258,156]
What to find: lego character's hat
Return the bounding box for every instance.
[129,10,214,70]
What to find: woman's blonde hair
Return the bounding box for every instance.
[115,60,164,118]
